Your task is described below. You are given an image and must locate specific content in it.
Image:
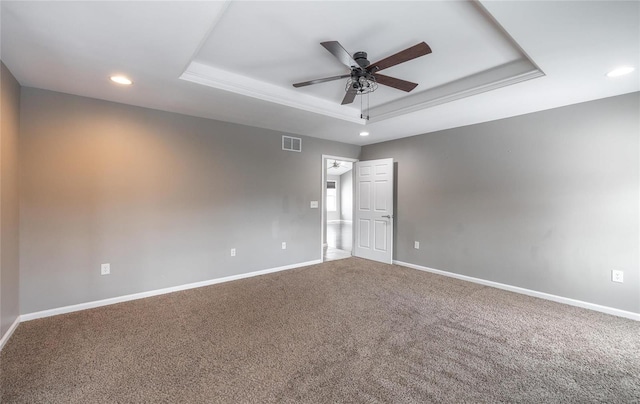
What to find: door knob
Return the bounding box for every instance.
[382,215,393,219]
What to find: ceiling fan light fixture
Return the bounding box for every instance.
[110,75,133,85]
[346,76,378,95]
[606,66,634,77]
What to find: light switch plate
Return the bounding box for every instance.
[310,201,318,208]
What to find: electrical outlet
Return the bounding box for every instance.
[414,241,420,249]
[611,270,624,283]
[230,248,236,257]
[282,242,287,250]
[101,263,110,275]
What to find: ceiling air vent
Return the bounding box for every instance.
[282,136,302,152]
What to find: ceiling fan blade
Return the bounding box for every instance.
[341,90,357,105]
[374,74,419,92]
[293,74,350,88]
[321,41,358,68]
[368,42,432,73]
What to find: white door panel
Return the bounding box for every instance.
[359,182,371,210]
[374,220,387,251]
[358,219,370,248]
[354,158,394,264]
[374,181,388,211]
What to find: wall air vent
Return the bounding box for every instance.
[282,136,302,152]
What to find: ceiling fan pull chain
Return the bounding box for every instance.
[360,91,370,121]
[360,90,369,121]
[366,92,370,120]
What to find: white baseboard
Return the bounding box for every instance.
[394,260,640,321]
[11,258,636,351]
[0,316,21,351]
[21,259,322,322]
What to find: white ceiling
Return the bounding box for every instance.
[1,1,638,146]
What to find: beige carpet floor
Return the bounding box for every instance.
[2,258,639,403]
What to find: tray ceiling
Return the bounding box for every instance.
[181,1,543,124]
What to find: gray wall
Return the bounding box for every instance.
[361,92,639,314]
[340,170,353,221]
[1,62,21,337]
[19,88,360,314]
[326,174,341,221]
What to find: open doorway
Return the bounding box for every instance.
[321,155,356,262]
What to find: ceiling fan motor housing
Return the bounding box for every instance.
[353,51,370,68]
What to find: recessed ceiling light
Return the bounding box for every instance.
[360,131,370,137]
[110,75,133,85]
[606,66,635,78]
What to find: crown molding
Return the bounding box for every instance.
[181,62,366,125]
[369,59,545,122]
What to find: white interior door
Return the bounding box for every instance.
[354,158,394,264]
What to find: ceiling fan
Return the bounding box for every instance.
[293,41,432,105]
[329,160,343,169]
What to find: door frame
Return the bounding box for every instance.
[320,154,359,261]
